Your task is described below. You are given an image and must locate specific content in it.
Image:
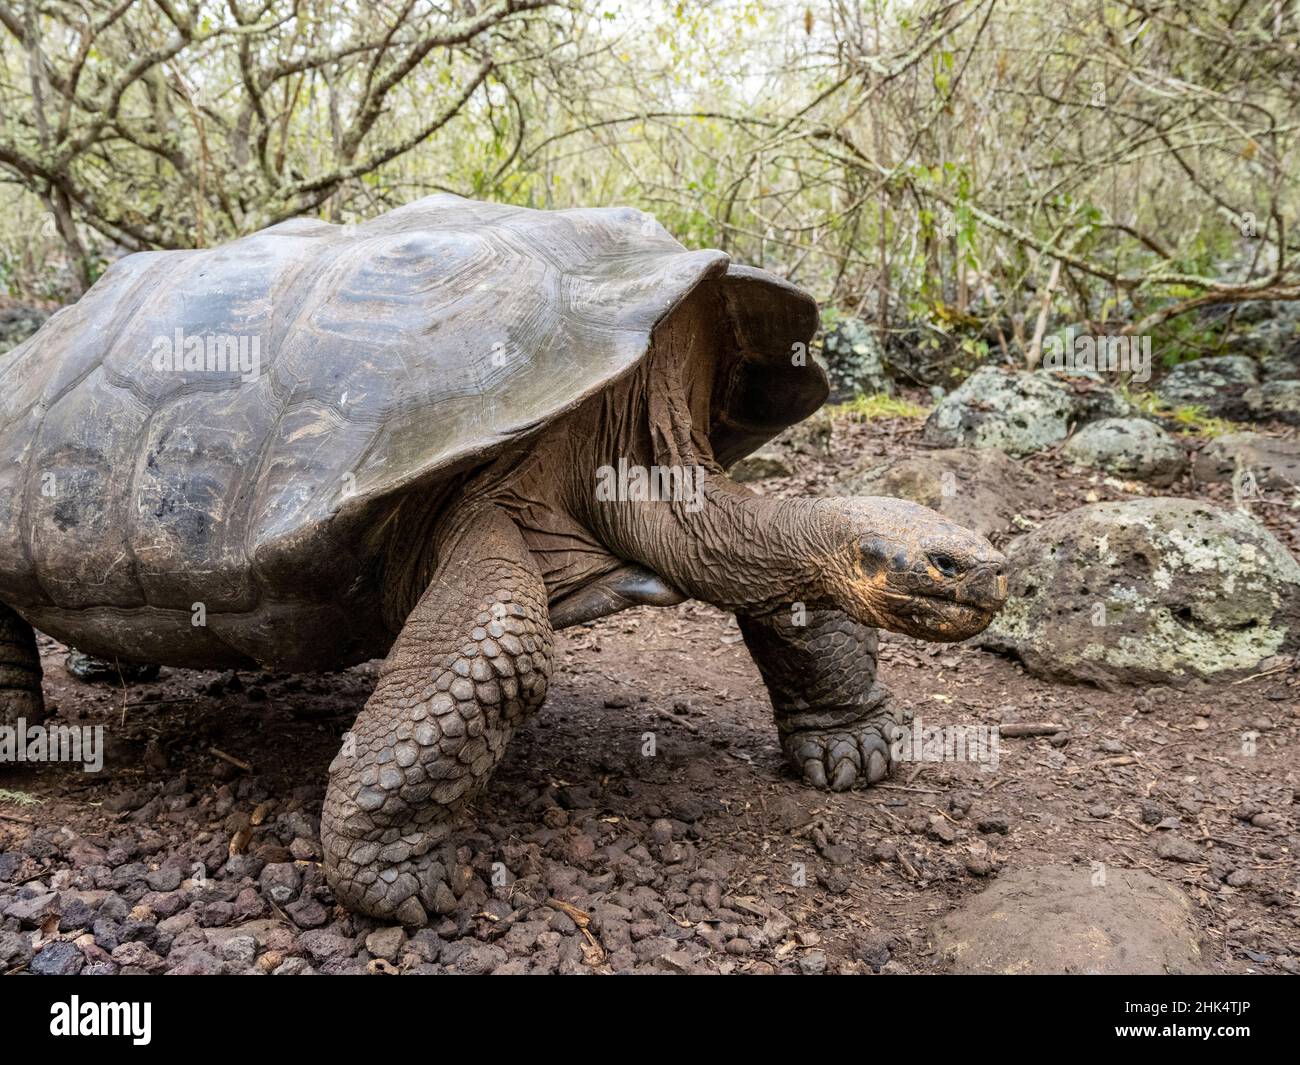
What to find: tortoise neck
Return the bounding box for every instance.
[585,470,831,614]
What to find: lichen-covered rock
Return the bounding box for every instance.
[819,317,890,398]
[834,447,1049,537]
[980,498,1300,686]
[922,366,1133,457]
[1227,300,1300,360]
[1193,432,1300,491]
[1245,378,1300,426]
[1156,356,1259,420]
[922,367,1075,456]
[1259,346,1300,380]
[1062,418,1186,486]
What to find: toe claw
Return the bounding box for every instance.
[784,716,897,792]
[865,749,889,784]
[829,760,857,791]
[395,896,429,926]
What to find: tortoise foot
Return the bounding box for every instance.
[324,827,458,926]
[781,706,901,791]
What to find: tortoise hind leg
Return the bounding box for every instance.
[739,607,897,791]
[0,603,44,728]
[322,505,553,924]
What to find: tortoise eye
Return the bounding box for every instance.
[928,552,959,578]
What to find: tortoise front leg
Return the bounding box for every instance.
[0,603,44,728]
[739,607,898,791]
[322,507,553,924]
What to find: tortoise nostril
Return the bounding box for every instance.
[928,552,959,578]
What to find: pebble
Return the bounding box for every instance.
[58,895,97,932]
[4,891,60,928]
[365,926,407,964]
[1154,835,1203,863]
[289,837,320,861]
[167,950,224,975]
[298,930,351,962]
[451,942,509,975]
[858,933,893,971]
[0,852,22,882]
[145,866,183,892]
[976,813,1010,835]
[221,935,258,967]
[30,941,85,976]
[286,898,328,929]
[259,863,301,904]
[797,950,827,975]
[872,840,899,863]
[927,816,958,844]
[821,843,854,865]
[110,941,166,973]
[0,930,34,968]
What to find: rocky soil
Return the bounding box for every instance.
[2,395,1298,976]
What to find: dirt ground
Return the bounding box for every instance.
[2,406,1297,975]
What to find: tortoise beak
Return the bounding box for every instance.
[954,557,1008,611]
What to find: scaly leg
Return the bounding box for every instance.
[0,602,44,728]
[322,506,553,924]
[739,607,898,791]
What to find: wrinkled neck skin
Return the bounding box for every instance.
[586,471,833,615]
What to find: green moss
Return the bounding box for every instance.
[828,392,931,421]
[1122,390,1238,438]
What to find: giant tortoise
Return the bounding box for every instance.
[0,195,1006,922]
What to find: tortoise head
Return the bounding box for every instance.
[815,498,1007,641]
